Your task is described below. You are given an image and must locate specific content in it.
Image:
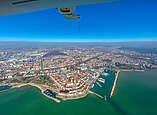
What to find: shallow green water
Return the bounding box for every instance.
[0,71,157,115]
[112,71,157,115]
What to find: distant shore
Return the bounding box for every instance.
[119,69,145,72]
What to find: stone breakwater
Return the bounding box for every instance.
[110,70,120,98]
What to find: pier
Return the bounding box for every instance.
[110,70,120,98]
[42,91,61,103]
[98,78,105,83]
[88,90,103,99]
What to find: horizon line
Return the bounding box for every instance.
[0,40,157,43]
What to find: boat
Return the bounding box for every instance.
[98,78,105,84]
[96,82,102,87]
[91,84,94,88]
[103,73,109,76]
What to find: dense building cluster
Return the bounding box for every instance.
[1,47,157,80]
[0,46,157,98]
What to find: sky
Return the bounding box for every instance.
[0,0,157,42]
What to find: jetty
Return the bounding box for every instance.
[42,91,61,103]
[98,78,105,84]
[88,90,103,99]
[110,70,120,98]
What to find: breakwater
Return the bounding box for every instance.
[110,70,120,97]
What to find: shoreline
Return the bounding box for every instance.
[12,83,61,103]
[0,85,12,93]
[0,70,146,102]
[0,89,12,93]
[0,83,90,102]
[119,69,145,72]
[60,93,88,101]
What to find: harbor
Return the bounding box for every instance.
[1,71,156,115]
[0,85,12,92]
[42,89,61,103]
[0,69,120,102]
[91,69,118,100]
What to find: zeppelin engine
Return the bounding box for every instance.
[57,6,80,20]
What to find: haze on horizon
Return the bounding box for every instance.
[0,0,157,42]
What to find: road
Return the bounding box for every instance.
[42,54,103,71]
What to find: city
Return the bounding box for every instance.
[1,44,157,102]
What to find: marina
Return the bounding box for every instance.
[43,89,61,103]
[0,85,12,92]
[91,69,117,99]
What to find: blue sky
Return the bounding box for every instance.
[0,0,157,42]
